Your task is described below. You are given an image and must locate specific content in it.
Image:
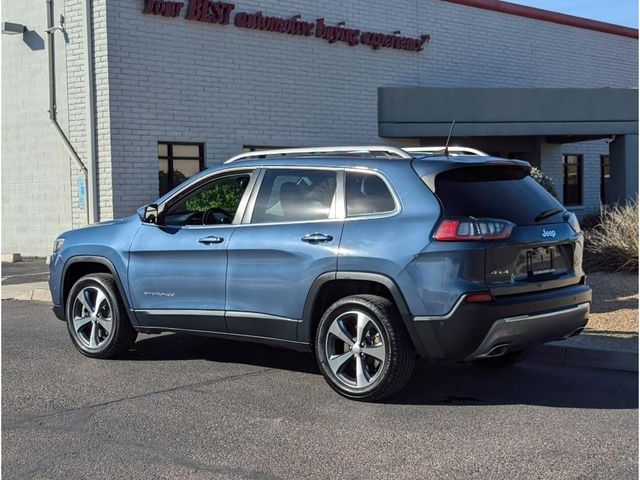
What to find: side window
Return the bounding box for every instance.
[164,173,251,226]
[251,169,337,224]
[345,172,396,217]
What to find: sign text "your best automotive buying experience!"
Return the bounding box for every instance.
[142,0,431,53]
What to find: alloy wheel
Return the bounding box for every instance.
[324,310,387,389]
[71,286,114,350]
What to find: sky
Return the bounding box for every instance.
[509,0,638,28]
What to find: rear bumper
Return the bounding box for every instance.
[411,283,592,360]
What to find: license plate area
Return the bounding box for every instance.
[527,247,555,276]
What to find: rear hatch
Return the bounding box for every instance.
[418,159,584,297]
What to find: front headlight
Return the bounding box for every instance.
[53,238,65,253]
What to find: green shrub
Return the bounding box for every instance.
[530,167,559,199]
[186,183,244,213]
[584,198,638,273]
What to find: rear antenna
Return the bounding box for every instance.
[443,120,456,157]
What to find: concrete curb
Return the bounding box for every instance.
[1,282,52,303]
[531,342,638,373]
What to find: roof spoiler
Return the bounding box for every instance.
[412,157,531,191]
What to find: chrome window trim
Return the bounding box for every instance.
[235,218,344,228]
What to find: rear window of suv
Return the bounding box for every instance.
[434,165,564,225]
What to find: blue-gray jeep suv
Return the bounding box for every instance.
[49,147,591,401]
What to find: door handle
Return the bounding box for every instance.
[198,236,224,245]
[301,233,333,244]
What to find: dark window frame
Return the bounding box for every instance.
[562,154,583,206]
[158,141,205,195]
[600,155,610,205]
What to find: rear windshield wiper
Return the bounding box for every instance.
[534,208,564,222]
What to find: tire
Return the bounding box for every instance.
[65,273,137,358]
[473,349,530,369]
[315,294,415,401]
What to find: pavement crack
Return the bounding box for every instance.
[4,367,274,429]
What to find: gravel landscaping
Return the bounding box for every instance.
[586,272,638,334]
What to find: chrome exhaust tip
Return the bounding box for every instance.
[565,327,585,339]
[485,344,509,358]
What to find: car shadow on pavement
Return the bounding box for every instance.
[393,360,638,409]
[122,332,320,374]
[124,333,637,410]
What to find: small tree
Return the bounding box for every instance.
[530,167,559,199]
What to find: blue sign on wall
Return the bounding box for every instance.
[78,176,86,211]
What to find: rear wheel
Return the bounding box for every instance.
[65,273,137,358]
[315,295,415,401]
[473,349,530,368]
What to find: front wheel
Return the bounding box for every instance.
[65,273,137,358]
[315,295,415,401]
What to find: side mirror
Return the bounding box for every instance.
[138,204,159,224]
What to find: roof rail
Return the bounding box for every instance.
[403,146,488,156]
[224,145,413,163]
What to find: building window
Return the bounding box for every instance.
[562,154,582,206]
[158,142,204,195]
[600,155,610,205]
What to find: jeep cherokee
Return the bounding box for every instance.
[49,146,591,401]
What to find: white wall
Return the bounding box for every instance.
[2,0,638,253]
[1,0,74,256]
[104,0,638,218]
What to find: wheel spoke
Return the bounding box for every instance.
[355,312,370,345]
[355,355,368,388]
[93,289,107,316]
[73,315,92,333]
[328,320,354,346]
[97,317,112,335]
[328,351,353,375]
[88,322,99,348]
[78,289,93,314]
[363,344,385,362]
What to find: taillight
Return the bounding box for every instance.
[564,212,581,233]
[433,218,514,241]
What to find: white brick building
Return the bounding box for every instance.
[2,0,638,255]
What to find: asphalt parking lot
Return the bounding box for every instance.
[2,299,638,480]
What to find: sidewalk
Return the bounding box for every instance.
[2,259,637,372]
[1,258,51,302]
